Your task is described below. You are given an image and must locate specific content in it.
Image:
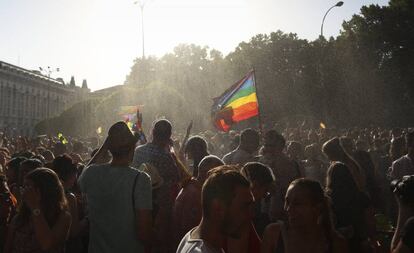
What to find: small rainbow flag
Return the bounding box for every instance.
[212,70,259,131]
[118,106,137,122]
[118,106,138,115]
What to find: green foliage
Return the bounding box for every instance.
[125,44,234,131]
[338,0,414,125]
[95,83,187,131]
[39,0,414,134]
[123,1,414,128]
[34,99,101,136]
[35,84,189,136]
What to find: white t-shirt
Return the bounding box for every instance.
[176,228,225,253]
[222,149,255,166]
[390,154,414,180]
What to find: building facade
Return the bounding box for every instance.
[0,61,89,136]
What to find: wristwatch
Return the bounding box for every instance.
[32,208,41,216]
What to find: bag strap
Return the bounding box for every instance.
[132,171,140,218]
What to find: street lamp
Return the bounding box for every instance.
[319,1,343,124]
[38,66,59,118]
[320,1,344,38]
[134,0,147,59]
[39,66,60,78]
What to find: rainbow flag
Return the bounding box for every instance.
[118,106,138,121]
[212,70,259,131]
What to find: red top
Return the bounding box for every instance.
[223,222,261,253]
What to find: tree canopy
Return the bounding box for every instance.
[125,0,414,130]
[37,0,414,135]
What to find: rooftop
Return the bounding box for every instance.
[0,60,64,85]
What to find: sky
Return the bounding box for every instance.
[0,0,389,91]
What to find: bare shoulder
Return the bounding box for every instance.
[262,222,283,253]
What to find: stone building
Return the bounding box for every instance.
[0,61,89,136]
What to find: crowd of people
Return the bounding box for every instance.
[0,120,414,253]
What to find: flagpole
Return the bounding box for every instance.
[252,68,264,135]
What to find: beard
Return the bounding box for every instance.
[220,213,243,239]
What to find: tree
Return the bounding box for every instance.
[49,0,414,135]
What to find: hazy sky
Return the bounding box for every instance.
[0,0,389,91]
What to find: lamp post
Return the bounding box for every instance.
[134,0,147,59]
[320,1,344,38]
[38,66,59,119]
[319,1,343,124]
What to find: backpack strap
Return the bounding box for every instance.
[132,171,140,217]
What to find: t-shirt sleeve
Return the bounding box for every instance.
[222,153,231,165]
[131,148,139,168]
[132,147,144,169]
[78,165,92,192]
[390,160,403,180]
[402,217,414,251]
[134,171,152,210]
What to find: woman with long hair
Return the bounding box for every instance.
[53,155,88,253]
[4,168,71,253]
[261,178,348,253]
[326,162,376,253]
[322,137,366,191]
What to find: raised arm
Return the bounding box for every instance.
[32,209,72,250]
[178,121,193,160]
[87,137,109,166]
[23,184,72,251]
